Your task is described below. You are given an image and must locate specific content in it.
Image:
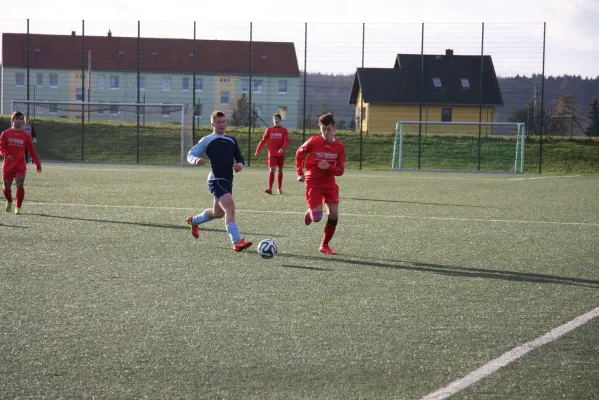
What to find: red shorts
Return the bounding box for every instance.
[2,168,26,181]
[267,155,285,168]
[305,183,339,209]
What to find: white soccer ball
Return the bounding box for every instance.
[257,239,278,259]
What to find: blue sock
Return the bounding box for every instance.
[192,210,211,226]
[226,222,242,244]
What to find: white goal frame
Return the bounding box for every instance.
[11,100,188,165]
[392,121,526,173]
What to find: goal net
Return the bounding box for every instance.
[11,100,195,165]
[392,121,526,173]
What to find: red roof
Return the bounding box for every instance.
[2,33,300,76]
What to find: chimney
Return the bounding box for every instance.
[108,29,112,37]
[71,31,76,36]
[445,49,454,56]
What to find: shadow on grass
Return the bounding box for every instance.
[278,253,599,288]
[26,212,285,238]
[347,197,508,209]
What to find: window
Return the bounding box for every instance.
[76,88,84,102]
[278,106,287,120]
[49,103,58,114]
[278,80,288,94]
[220,91,230,105]
[161,103,171,117]
[254,105,262,117]
[461,78,471,89]
[253,80,262,93]
[15,72,25,87]
[182,77,190,91]
[98,75,105,89]
[110,75,119,89]
[49,73,58,88]
[36,73,43,87]
[161,77,171,91]
[138,76,146,91]
[432,77,442,88]
[195,77,203,91]
[441,107,452,122]
[110,103,119,115]
[242,79,249,94]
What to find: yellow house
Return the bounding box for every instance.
[349,50,504,134]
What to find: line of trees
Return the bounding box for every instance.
[507,94,599,137]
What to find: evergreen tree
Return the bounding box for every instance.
[586,98,599,137]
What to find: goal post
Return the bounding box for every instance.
[11,100,192,165]
[392,121,526,173]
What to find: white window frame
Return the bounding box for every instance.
[36,72,44,87]
[15,72,25,87]
[98,75,105,89]
[110,75,120,90]
[242,79,249,94]
[253,79,263,93]
[161,77,172,91]
[461,78,471,89]
[195,77,203,92]
[220,91,230,105]
[49,73,59,88]
[432,77,442,88]
[138,76,146,91]
[278,80,288,94]
[76,88,84,102]
[182,77,190,91]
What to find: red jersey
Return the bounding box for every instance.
[0,128,41,171]
[295,135,346,186]
[256,126,289,156]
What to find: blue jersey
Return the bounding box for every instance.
[187,132,244,182]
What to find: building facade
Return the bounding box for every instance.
[1,33,301,127]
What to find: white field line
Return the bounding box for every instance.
[507,175,581,181]
[22,202,599,227]
[419,307,599,400]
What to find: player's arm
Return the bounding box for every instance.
[233,137,245,172]
[25,136,42,172]
[255,129,269,156]
[279,129,289,155]
[0,133,7,158]
[187,137,208,165]
[295,138,312,180]
[331,146,346,177]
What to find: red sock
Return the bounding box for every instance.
[16,188,24,208]
[322,218,338,245]
[3,186,12,203]
[268,172,275,190]
[277,172,283,190]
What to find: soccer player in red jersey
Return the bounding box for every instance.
[255,113,289,194]
[295,113,346,255]
[1,111,42,214]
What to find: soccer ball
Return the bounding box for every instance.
[257,239,278,259]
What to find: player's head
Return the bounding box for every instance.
[318,113,336,142]
[211,110,227,134]
[273,113,282,127]
[11,111,25,129]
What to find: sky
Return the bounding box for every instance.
[1,0,598,78]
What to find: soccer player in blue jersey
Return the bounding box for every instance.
[186,111,253,252]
